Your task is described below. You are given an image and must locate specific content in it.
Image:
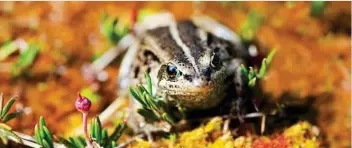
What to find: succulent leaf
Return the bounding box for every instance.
[1,96,17,118]
[2,112,20,123]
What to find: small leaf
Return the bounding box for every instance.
[0,135,8,145]
[169,133,177,142]
[39,116,46,128]
[42,126,53,148]
[80,87,101,104]
[311,1,327,17]
[90,119,96,138]
[0,123,11,130]
[34,124,43,145]
[108,122,126,143]
[0,41,18,61]
[161,113,175,125]
[258,58,267,78]
[144,72,153,95]
[77,136,86,146]
[94,117,102,143]
[0,93,3,116]
[240,64,248,77]
[0,127,23,144]
[145,94,158,111]
[111,141,116,147]
[129,87,148,108]
[248,67,256,80]
[266,48,277,65]
[176,104,187,119]
[137,108,159,122]
[248,77,257,87]
[239,10,264,41]
[69,137,85,148]
[2,112,21,123]
[1,96,17,118]
[137,8,157,23]
[102,129,108,141]
[11,43,40,76]
[42,139,52,148]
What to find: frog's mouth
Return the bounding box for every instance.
[164,83,216,96]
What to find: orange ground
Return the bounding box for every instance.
[0,2,350,147]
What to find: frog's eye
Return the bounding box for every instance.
[166,64,181,78]
[210,54,222,70]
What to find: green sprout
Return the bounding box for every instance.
[241,48,277,87]
[34,116,54,148]
[62,116,126,148]
[100,13,129,45]
[89,116,126,148]
[11,42,41,77]
[239,10,264,42]
[0,40,18,61]
[311,1,327,17]
[129,72,176,125]
[136,8,157,23]
[0,93,22,145]
[0,94,21,123]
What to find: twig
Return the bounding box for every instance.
[14,131,65,148]
[116,133,145,148]
[90,34,136,73]
[260,115,266,134]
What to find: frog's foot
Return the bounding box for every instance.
[125,108,171,142]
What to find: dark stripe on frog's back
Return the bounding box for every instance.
[146,26,190,65]
[177,20,210,67]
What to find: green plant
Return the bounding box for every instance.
[11,42,41,77]
[34,116,54,148]
[100,13,129,45]
[129,72,176,125]
[240,48,277,87]
[311,1,327,17]
[90,116,126,148]
[0,40,18,61]
[238,10,264,42]
[0,93,22,145]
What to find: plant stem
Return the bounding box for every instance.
[83,112,93,148]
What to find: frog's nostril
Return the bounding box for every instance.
[184,75,193,82]
[202,68,211,79]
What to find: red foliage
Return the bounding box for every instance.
[252,135,290,148]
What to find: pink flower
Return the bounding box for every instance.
[75,93,91,112]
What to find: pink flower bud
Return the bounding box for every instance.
[75,93,91,112]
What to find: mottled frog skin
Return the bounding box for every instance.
[121,15,248,110]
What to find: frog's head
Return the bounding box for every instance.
[154,20,233,109]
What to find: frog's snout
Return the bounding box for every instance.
[192,76,212,87]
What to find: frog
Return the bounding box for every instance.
[114,12,250,136]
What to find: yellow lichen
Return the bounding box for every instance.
[284,121,320,148]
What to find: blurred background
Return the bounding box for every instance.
[0,1,350,147]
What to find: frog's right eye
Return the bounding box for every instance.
[166,64,181,78]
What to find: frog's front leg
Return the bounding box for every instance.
[227,58,247,124]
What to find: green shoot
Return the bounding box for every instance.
[311,1,327,17]
[129,72,176,125]
[0,94,21,123]
[100,13,129,45]
[0,40,18,61]
[0,94,22,145]
[11,42,40,77]
[87,116,126,148]
[239,10,264,42]
[241,48,277,87]
[34,116,54,148]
